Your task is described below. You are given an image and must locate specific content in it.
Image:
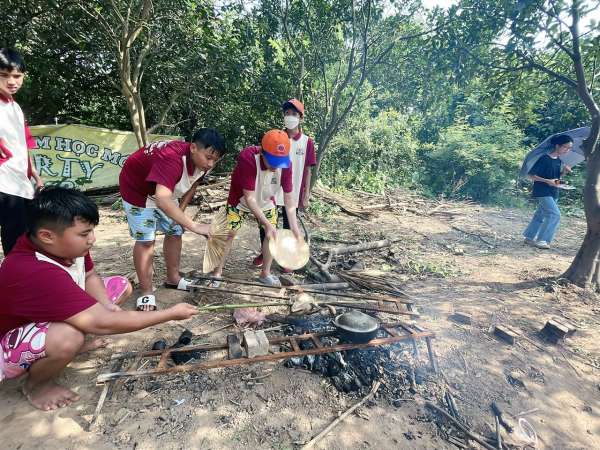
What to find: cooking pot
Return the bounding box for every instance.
[333,310,380,343]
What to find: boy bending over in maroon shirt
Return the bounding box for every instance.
[0,187,197,411]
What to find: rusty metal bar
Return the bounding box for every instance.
[98,328,435,383]
[157,350,171,369]
[383,326,400,337]
[290,338,301,352]
[311,336,323,348]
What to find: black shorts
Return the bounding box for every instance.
[0,192,30,255]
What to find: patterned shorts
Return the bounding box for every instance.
[123,200,184,241]
[0,276,128,381]
[226,205,278,231]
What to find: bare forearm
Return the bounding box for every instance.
[529,175,555,184]
[70,307,176,335]
[98,310,177,334]
[304,171,312,200]
[29,156,42,182]
[85,272,111,306]
[244,193,271,227]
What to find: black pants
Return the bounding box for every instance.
[0,192,29,255]
[259,206,294,247]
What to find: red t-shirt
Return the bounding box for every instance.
[0,235,96,337]
[227,146,293,207]
[119,140,194,207]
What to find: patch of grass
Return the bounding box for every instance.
[307,198,341,222]
[111,198,123,210]
[396,257,459,279]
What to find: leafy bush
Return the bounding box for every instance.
[320,109,420,193]
[421,116,528,203]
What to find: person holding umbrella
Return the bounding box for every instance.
[522,134,573,249]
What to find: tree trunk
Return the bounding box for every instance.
[563,228,600,290]
[563,131,600,290]
[311,131,333,188]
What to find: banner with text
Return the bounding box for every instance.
[30,124,179,191]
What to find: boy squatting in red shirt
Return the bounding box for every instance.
[0,187,197,411]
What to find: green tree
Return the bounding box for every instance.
[453,0,600,289]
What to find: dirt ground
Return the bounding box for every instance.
[1,193,599,450]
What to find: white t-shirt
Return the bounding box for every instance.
[0,97,34,199]
[276,133,309,206]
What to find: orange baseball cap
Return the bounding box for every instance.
[282,98,304,117]
[261,129,291,168]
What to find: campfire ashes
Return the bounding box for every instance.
[282,314,430,399]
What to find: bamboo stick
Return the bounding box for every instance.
[301,381,381,449]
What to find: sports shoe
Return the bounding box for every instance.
[524,238,536,246]
[535,241,550,249]
[252,254,263,266]
[258,274,281,287]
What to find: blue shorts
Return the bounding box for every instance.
[122,200,184,242]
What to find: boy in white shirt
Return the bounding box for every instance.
[0,48,43,255]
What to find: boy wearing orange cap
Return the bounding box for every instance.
[210,130,303,287]
[253,99,316,271]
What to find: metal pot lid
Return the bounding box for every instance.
[333,310,379,333]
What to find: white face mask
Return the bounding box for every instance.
[284,115,300,130]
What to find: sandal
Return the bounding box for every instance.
[164,277,193,291]
[136,294,157,311]
[258,274,281,287]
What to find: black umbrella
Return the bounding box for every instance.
[519,126,590,179]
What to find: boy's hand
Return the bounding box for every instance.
[0,138,9,158]
[167,303,198,320]
[189,222,210,237]
[292,227,303,242]
[34,175,44,189]
[265,223,277,241]
[547,178,560,186]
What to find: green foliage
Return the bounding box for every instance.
[422,114,527,203]
[306,198,340,222]
[320,109,420,192]
[1,0,595,218]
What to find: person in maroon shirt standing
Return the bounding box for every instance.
[254,99,316,271]
[210,130,303,287]
[119,128,225,311]
[0,187,197,411]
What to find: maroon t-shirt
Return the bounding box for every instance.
[0,235,96,337]
[119,140,194,207]
[227,146,293,207]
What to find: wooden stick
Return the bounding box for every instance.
[301,381,381,449]
[450,225,496,247]
[189,278,414,304]
[326,238,401,257]
[87,358,124,430]
[197,302,289,311]
[560,350,581,377]
[425,401,497,450]
[495,415,502,450]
